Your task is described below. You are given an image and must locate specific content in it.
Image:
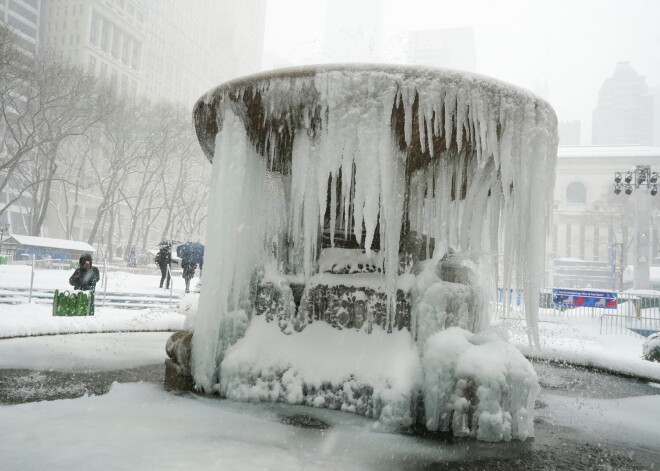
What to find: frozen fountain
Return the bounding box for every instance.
[165,64,558,441]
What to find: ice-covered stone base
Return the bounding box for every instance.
[422,327,539,442]
[218,316,422,428]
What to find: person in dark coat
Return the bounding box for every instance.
[69,253,100,315]
[181,260,197,293]
[155,244,177,289]
[69,253,100,291]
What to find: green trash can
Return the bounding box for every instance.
[53,289,92,316]
[0,256,7,265]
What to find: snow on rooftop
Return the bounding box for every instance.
[557,145,660,159]
[7,234,95,252]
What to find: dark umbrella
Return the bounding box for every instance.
[176,242,205,264]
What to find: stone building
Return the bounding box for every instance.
[551,145,660,289]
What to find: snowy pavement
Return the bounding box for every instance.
[500,311,660,382]
[0,332,659,470]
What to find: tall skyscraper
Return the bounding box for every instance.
[39,0,266,107]
[407,27,476,73]
[592,61,654,146]
[0,0,41,51]
[40,0,146,96]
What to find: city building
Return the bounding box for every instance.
[551,145,660,289]
[0,0,42,235]
[407,27,476,73]
[39,0,267,107]
[0,0,41,51]
[40,0,146,97]
[592,62,655,146]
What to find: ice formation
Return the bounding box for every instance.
[187,65,556,439]
[192,65,557,392]
[219,316,422,427]
[422,327,539,441]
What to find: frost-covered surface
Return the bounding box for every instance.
[499,309,660,381]
[193,66,558,390]
[177,293,200,331]
[422,327,538,441]
[0,332,171,371]
[642,332,660,362]
[0,303,184,338]
[317,248,382,274]
[219,316,422,427]
[410,259,483,350]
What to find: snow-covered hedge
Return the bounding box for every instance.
[643,332,660,362]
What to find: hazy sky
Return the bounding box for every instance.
[263,0,660,144]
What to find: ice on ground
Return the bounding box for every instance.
[0,332,171,371]
[219,316,422,428]
[422,327,539,442]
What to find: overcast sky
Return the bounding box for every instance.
[263,0,660,145]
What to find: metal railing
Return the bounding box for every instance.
[495,288,660,336]
[599,314,660,336]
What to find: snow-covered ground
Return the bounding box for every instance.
[0,265,187,338]
[0,332,659,470]
[0,264,192,295]
[499,306,660,382]
[0,332,172,371]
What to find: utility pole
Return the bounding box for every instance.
[613,165,658,289]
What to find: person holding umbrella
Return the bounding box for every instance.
[155,242,177,289]
[177,241,204,293]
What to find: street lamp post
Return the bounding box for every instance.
[613,166,658,289]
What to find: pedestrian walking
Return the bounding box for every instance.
[181,259,197,293]
[155,243,177,289]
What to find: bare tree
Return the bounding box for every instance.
[0,31,108,234]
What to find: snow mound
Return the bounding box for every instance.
[643,333,660,362]
[219,316,422,428]
[422,327,539,441]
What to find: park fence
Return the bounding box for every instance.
[495,288,660,336]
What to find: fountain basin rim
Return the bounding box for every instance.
[193,63,557,165]
[194,62,552,114]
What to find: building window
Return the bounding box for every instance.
[88,55,96,74]
[100,62,107,78]
[90,13,100,45]
[8,15,36,38]
[9,1,38,24]
[566,182,587,204]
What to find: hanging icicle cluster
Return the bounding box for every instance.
[191,65,558,392]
